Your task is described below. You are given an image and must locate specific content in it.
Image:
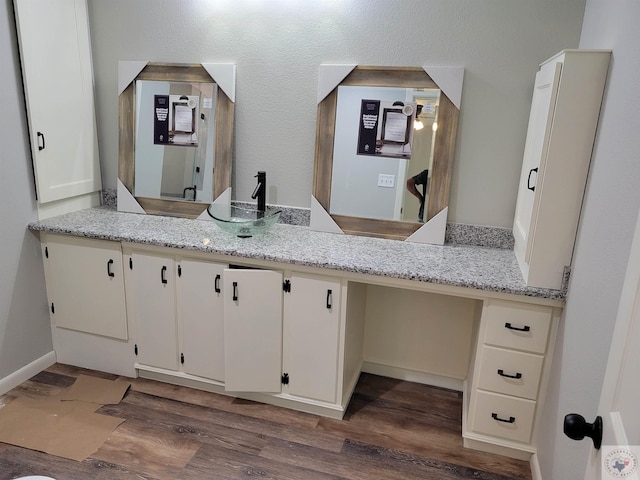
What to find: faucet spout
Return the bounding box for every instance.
[251,171,266,213]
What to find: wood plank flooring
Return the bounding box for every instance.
[0,364,532,480]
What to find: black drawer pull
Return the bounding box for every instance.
[161,265,168,284]
[326,289,332,309]
[505,322,530,332]
[107,259,115,278]
[37,131,45,151]
[492,413,515,424]
[214,274,221,293]
[527,167,538,191]
[497,369,522,380]
[232,281,238,301]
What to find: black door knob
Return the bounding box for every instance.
[563,413,603,450]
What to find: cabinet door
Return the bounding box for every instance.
[177,259,226,381]
[130,252,178,370]
[14,0,101,203]
[223,269,283,392]
[283,273,342,403]
[44,234,127,340]
[513,61,562,264]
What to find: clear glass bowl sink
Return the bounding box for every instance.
[207,204,282,237]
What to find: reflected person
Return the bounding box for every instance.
[406,169,428,222]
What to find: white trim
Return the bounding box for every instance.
[118,60,148,96]
[530,453,543,480]
[310,195,344,234]
[202,63,236,102]
[117,179,146,214]
[317,64,357,104]
[0,351,56,396]
[361,361,463,391]
[423,66,464,109]
[406,207,448,245]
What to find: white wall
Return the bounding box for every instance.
[538,1,640,478]
[88,0,587,227]
[0,0,52,381]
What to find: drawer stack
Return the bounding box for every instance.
[465,299,556,457]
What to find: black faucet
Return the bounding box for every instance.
[251,171,266,213]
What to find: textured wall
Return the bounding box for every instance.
[538,1,640,478]
[88,0,586,227]
[0,0,52,381]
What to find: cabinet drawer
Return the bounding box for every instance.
[476,346,544,400]
[471,390,536,444]
[483,300,552,353]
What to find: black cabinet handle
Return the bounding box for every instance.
[214,274,221,293]
[497,369,522,380]
[505,322,530,332]
[326,289,332,309]
[107,259,115,278]
[492,413,515,424]
[161,265,168,284]
[37,131,45,151]
[527,167,538,191]
[232,281,238,301]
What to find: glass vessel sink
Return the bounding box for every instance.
[206,204,282,237]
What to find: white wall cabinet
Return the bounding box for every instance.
[513,50,611,289]
[14,0,101,204]
[41,234,133,376]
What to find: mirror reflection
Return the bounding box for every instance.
[134,80,217,202]
[118,62,234,219]
[330,85,440,223]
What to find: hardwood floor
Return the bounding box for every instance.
[0,364,532,480]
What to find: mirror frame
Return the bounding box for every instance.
[313,66,461,240]
[119,63,234,218]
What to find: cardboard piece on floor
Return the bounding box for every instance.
[58,374,130,405]
[0,396,125,461]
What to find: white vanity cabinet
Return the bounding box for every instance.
[223,268,284,392]
[464,299,559,458]
[282,273,343,404]
[14,0,101,204]
[125,248,227,382]
[513,49,611,289]
[40,233,133,376]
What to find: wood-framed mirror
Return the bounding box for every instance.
[312,65,463,243]
[118,62,235,218]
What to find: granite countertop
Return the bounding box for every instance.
[28,207,565,301]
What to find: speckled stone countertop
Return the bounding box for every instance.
[28,207,565,302]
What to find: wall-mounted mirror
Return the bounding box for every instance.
[312,65,463,243]
[118,62,235,218]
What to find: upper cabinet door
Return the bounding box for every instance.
[513,61,562,260]
[14,0,101,203]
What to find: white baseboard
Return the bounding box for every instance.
[0,351,56,395]
[530,453,542,480]
[362,361,464,391]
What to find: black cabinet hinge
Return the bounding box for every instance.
[50,302,55,314]
[129,257,133,270]
[281,373,289,385]
[45,246,49,258]
[180,353,185,364]
[178,265,182,277]
[283,279,291,293]
[134,344,138,355]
